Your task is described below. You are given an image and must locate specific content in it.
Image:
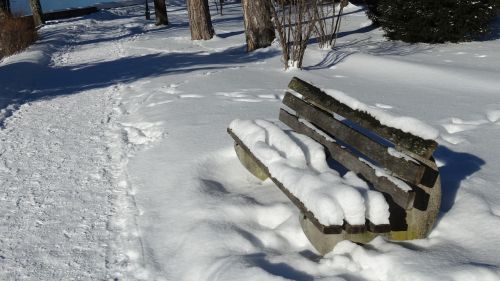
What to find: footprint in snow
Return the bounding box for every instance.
[216,91,248,98]
[375,103,393,109]
[440,134,467,145]
[215,89,280,103]
[486,110,500,123]
[441,117,488,134]
[146,100,174,107]
[203,70,219,76]
[179,94,204,99]
[439,113,499,144]
[159,84,182,95]
[233,98,263,103]
[120,122,164,147]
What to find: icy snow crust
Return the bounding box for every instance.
[230,119,390,226]
[2,1,500,281]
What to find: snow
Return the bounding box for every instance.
[323,87,440,140]
[229,119,390,226]
[1,1,500,280]
[387,147,419,163]
[359,158,413,192]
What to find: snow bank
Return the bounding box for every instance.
[323,88,440,140]
[229,119,390,226]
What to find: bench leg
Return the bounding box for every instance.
[300,175,440,255]
[234,142,269,181]
[390,171,441,241]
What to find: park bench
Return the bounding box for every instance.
[227,77,441,254]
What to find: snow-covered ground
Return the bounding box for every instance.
[1,2,500,280]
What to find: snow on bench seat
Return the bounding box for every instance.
[229,119,390,228]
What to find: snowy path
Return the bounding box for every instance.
[0,9,146,280]
[0,87,119,279]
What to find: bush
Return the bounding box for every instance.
[366,0,498,43]
[0,15,37,58]
[363,0,380,25]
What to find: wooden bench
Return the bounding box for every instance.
[227,77,441,254]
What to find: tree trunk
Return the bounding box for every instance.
[187,0,214,40]
[29,0,44,26]
[145,0,151,20]
[153,0,168,25]
[0,0,10,19]
[242,0,275,52]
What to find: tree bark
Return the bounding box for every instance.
[242,0,275,52]
[0,0,10,19]
[187,0,214,40]
[153,0,168,25]
[29,0,44,26]
[145,0,151,20]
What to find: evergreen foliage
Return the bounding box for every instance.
[366,0,498,43]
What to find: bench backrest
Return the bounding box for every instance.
[279,77,440,233]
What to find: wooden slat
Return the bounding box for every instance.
[288,77,438,159]
[228,128,371,234]
[344,223,366,234]
[283,92,427,185]
[367,221,391,233]
[279,109,416,210]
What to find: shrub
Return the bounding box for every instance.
[0,15,37,58]
[313,0,348,49]
[363,0,380,25]
[367,0,498,43]
[270,0,318,69]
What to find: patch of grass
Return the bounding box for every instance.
[0,15,37,58]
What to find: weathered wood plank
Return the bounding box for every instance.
[279,109,416,210]
[300,214,387,255]
[288,77,437,159]
[343,223,366,234]
[367,221,391,233]
[283,92,427,185]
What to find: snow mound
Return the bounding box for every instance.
[229,119,390,226]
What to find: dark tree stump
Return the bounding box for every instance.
[153,0,168,25]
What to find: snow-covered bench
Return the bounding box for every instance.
[227,77,441,254]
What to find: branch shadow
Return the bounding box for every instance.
[433,145,485,213]
[308,37,432,70]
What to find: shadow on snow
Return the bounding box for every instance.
[434,145,485,214]
[0,45,279,107]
